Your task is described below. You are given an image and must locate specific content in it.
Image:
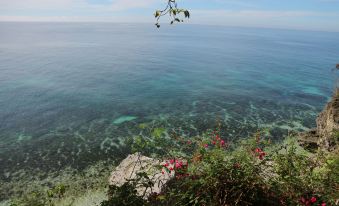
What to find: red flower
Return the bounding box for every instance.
[255,148,262,153]
[170,159,175,164]
[255,148,266,160]
[310,197,316,203]
[212,141,216,145]
[220,140,225,146]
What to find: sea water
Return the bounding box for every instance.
[0,22,338,178]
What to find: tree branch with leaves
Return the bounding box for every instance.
[154,0,190,28]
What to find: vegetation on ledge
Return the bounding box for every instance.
[101,127,339,206]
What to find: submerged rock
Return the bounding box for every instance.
[299,89,339,151]
[109,153,174,198]
[112,116,137,124]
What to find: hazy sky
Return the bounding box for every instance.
[0,0,339,32]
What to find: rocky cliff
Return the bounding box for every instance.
[299,89,339,151]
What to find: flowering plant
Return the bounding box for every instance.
[102,126,339,206]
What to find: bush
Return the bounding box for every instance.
[9,184,66,206]
[102,128,338,206]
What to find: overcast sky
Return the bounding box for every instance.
[1,0,339,32]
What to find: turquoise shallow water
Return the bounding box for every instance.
[0,23,338,178]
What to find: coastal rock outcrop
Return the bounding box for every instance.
[108,153,174,198]
[299,89,339,151]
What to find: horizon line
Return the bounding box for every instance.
[1,20,338,33]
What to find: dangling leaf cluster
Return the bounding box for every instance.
[154,0,190,28]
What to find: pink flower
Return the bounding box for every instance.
[187,140,192,145]
[255,148,262,153]
[220,140,225,146]
[204,144,208,148]
[321,203,326,206]
[310,197,316,203]
[170,159,175,164]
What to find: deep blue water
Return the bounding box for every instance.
[0,22,338,176]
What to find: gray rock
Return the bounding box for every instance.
[299,89,339,151]
[109,153,174,198]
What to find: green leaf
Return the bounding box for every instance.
[157,195,166,200]
[138,123,147,129]
[152,127,166,138]
[155,10,160,18]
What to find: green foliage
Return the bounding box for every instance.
[128,123,195,159]
[9,184,67,206]
[100,172,154,206]
[333,130,339,144]
[103,129,339,206]
[100,184,146,206]
[154,0,190,28]
[152,127,166,138]
[156,133,277,206]
[270,140,339,205]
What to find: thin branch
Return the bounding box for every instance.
[154,0,190,28]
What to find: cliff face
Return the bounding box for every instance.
[316,90,339,149]
[299,89,339,151]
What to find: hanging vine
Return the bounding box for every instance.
[154,0,190,28]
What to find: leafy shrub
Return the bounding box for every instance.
[103,128,338,206]
[100,172,154,206]
[9,184,66,206]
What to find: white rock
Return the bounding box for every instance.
[109,153,174,198]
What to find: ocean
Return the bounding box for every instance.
[0,22,338,179]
